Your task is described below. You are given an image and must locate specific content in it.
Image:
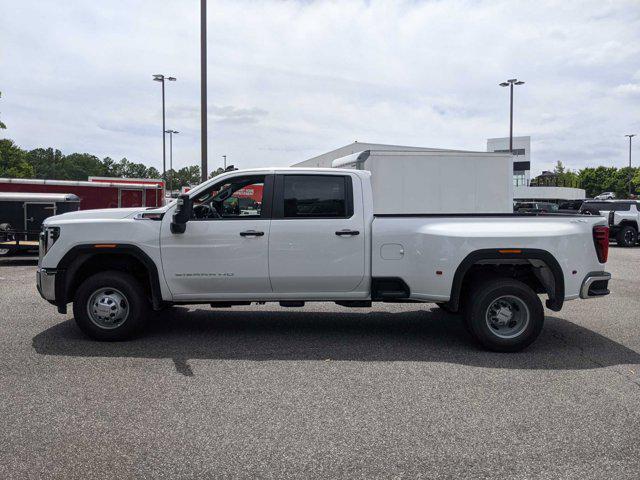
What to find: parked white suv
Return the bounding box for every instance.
[594,192,616,200]
[580,200,640,247]
[37,168,611,351]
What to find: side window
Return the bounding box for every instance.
[613,203,631,211]
[281,175,351,218]
[191,175,266,220]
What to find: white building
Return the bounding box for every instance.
[487,136,531,187]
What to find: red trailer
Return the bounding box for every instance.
[0,177,165,210]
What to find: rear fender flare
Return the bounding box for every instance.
[449,248,565,312]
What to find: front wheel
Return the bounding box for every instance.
[73,271,150,340]
[616,225,637,248]
[465,278,544,352]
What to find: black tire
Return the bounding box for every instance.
[616,225,637,248]
[464,278,544,352]
[73,271,150,341]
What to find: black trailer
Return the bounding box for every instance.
[0,192,80,256]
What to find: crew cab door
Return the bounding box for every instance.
[268,173,366,294]
[160,174,273,299]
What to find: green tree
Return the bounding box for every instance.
[0,139,34,178]
[26,148,64,179]
[209,167,225,179]
[59,153,105,180]
[171,165,201,188]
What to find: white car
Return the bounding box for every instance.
[37,168,611,352]
[594,192,616,200]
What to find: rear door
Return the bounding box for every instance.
[268,173,365,294]
[25,203,55,240]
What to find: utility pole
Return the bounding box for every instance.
[152,74,176,185]
[200,0,208,182]
[165,130,179,194]
[499,78,525,152]
[626,134,636,197]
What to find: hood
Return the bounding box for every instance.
[44,207,148,224]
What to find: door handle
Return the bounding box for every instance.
[239,230,265,237]
[335,229,360,236]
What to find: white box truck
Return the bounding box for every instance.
[293,143,514,214]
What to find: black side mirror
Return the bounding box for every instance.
[171,194,192,234]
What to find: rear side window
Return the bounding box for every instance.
[583,202,631,212]
[280,175,352,218]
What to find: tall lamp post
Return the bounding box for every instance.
[626,134,636,197]
[165,129,179,194]
[499,78,525,153]
[222,155,227,170]
[200,0,208,182]
[152,74,177,185]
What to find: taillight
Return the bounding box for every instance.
[593,225,609,263]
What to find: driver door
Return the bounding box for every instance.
[160,174,273,300]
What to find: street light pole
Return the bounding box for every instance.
[200,0,208,183]
[626,134,636,197]
[499,78,525,153]
[153,74,176,186]
[165,130,179,194]
[222,155,226,170]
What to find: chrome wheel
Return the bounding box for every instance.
[485,295,530,339]
[624,229,635,244]
[87,287,130,329]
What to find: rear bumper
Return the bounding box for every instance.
[579,271,611,299]
[36,268,57,303]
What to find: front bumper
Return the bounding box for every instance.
[36,268,57,302]
[579,271,611,299]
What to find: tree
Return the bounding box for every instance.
[171,165,201,188]
[59,153,105,180]
[209,167,225,179]
[0,139,34,178]
[26,148,64,179]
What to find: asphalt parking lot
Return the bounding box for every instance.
[1,248,640,479]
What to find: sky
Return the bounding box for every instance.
[1,0,640,177]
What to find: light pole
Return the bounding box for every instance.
[626,134,636,197]
[222,155,227,170]
[200,0,208,182]
[152,74,177,186]
[499,78,525,153]
[165,129,179,194]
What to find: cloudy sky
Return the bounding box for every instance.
[2,0,639,176]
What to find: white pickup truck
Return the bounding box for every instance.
[37,168,611,351]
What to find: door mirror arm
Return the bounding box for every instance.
[171,194,192,234]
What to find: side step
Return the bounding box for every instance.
[279,301,305,307]
[335,300,372,308]
[210,302,252,308]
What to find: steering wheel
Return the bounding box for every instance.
[193,204,217,219]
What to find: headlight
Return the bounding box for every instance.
[40,226,60,256]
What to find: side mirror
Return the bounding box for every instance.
[171,194,192,234]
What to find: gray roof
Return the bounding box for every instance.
[0,192,80,202]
